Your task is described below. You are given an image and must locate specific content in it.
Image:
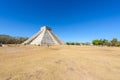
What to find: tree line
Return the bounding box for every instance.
[92,38,120,47]
[66,42,91,45]
[66,38,120,47]
[0,35,28,44]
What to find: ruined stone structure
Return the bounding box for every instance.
[23,26,64,45]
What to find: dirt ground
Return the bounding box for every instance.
[0,45,120,80]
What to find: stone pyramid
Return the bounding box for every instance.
[23,26,64,45]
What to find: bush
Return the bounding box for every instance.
[92,40,100,45]
[71,42,75,45]
[0,43,2,47]
[75,42,80,45]
[66,42,70,45]
[66,42,80,45]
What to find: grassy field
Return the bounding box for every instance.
[0,45,120,80]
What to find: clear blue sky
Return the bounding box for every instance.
[0,0,120,42]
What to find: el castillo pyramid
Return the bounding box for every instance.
[23,26,64,45]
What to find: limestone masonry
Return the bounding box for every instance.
[23,26,64,45]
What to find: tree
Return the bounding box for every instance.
[92,38,120,47]
[111,38,118,46]
[66,42,80,45]
[92,39,100,45]
[75,42,80,45]
[0,43,2,47]
[99,39,109,46]
[66,42,70,45]
[115,42,120,47]
[0,34,28,44]
[71,42,75,45]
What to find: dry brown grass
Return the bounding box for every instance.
[0,45,120,80]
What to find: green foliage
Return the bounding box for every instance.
[0,34,28,44]
[75,42,80,45]
[99,39,109,46]
[66,42,70,45]
[71,42,75,45]
[92,38,120,47]
[92,40,100,45]
[66,42,80,45]
[111,38,118,46]
[0,43,2,47]
[66,42,91,46]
